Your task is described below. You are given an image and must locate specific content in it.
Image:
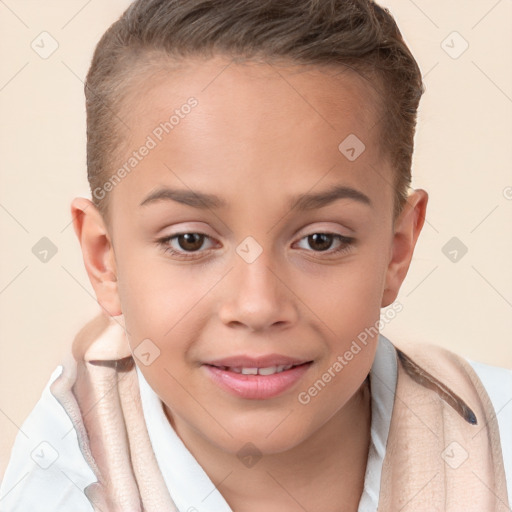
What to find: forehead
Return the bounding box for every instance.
[124,55,382,138]
[109,55,391,219]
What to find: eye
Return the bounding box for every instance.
[294,233,355,256]
[157,232,216,259]
[156,231,355,260]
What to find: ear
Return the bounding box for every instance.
[70,197,122,317]
[381,189,428,308]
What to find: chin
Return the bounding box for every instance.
[208,416,312,456]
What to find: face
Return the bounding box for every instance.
[75,55,426,457]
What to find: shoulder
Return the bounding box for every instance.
[393,338,512,397]
[0,366,96,512]
[392,338,512,500]
[465,358,512,432]
[466,358,512,499]
[466,357,512,396]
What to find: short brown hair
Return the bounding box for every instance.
[85,0,424,223]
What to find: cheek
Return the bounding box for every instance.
[297,252,387,385]
[115,250,183,353]
[299,254,387,328]
[296,268,382,419]
[116,246,191,326]
[115,251,224,377]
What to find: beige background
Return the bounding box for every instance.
[1,0,511,481]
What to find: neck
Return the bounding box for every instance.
[166,376,372,512]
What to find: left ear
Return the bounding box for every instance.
[381,189,428,307]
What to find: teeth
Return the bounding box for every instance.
[226,364,296,375]
[258,366,277,376]
[241,367,258,375]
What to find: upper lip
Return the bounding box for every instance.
[204,354,312,368]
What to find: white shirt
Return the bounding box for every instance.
[1,334,510,511]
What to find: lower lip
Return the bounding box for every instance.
[203,362,312,400]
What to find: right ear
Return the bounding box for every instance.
[70,197,122,317]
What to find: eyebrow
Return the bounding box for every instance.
[139,184,372,211]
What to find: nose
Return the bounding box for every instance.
[218,248,299,333]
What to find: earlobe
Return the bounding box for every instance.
[70,197,122,317]
[381,189,428,308]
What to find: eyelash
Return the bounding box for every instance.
[156,232,355,260]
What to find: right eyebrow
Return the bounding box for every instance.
[139,187,226,210]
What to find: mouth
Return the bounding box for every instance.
[204,362,309,375]
[202,357,314,400]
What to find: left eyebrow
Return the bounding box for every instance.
[139,184,372,211]
[288,184,372,211]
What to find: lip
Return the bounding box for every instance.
[202,355,313,400]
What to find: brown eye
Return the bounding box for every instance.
[157,232,216,259]
[306,233,334,251]
[295,232,355,256]
[176,233,205,252]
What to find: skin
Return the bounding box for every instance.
[71,55,427,512]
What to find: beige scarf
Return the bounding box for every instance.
[50,313,510,511]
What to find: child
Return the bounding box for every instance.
[1,0,510,510]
